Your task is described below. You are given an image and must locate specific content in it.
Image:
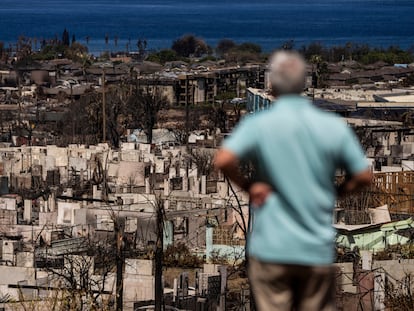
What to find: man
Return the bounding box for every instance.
[214,51,372,311]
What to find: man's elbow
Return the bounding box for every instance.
[354,169,373,188]
[338,169,372,197]
[214,149,238,171]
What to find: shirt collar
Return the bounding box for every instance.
[272,94,311,109]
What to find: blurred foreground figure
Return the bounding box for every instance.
[214,51,372,311]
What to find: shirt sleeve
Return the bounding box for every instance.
[222,116,257,161]
[339,125,369,175]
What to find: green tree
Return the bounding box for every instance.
[147,49,178,64]
[237,42,262,54]
[31,41,88,62]
[65,42,89,61]
[222,42,263,64]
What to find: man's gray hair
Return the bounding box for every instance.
[268,50,306,95]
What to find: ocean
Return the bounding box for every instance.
[0,0,414,54]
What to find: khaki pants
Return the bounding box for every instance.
[248,258,336,311]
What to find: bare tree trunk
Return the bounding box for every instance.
[115,217,125,311]
[147,128,153,144]
[155,198,164,311]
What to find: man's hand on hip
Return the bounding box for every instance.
[249,182,272,208]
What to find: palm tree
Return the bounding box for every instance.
[104,34,109,51]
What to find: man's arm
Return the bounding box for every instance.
[337,123,373,197]
[214,148,272,206]
[214,149,251,191]
[336,169,372,197]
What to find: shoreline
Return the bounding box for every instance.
[3,37,414,57]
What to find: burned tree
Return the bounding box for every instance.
[188,148,215,177]
[73,85,129,148]
[127,85,168,144]
[38,237,115,310]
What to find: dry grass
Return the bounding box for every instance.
[163,267,198,288]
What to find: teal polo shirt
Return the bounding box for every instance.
[223,95,368,265]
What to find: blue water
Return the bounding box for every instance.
[0,0,413,54]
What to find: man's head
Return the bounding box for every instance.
[268,50,306,96]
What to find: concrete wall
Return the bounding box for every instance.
[56,202,81,225]
[335,260,414,311]
[123,259,155,311]
[116,161,146,186]
[0,198,16,211]
[46,146,68,167]
[0,265,36,295]
[373,259,414,287]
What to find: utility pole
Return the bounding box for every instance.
[115,216,125,311]
[70,84,74,142]
[102,69,106,142]
[185,75,189,151]
[155,197,164,311]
